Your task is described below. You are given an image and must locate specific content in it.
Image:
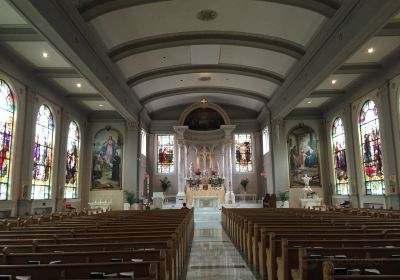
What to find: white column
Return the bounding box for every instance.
[221,144,225,178]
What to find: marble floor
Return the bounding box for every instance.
[184,207,257,280]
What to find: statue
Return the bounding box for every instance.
[302,174,313,198]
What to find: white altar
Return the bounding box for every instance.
[88,200,112,211]
[192,196,220,207]
[300,198,322,208]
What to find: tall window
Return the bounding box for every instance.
[359,100,384,195]
[32,105,54,199]
[141,129,147,156]
[331,117,349,195]
[0,80,15,200]
[157,135,174,174]
[235,133,253,172]
[262,126,270,154]
[65,121,80,199]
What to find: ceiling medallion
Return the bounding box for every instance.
[198,76,211,81]
[200,98,208,104]
[197,9,218,21]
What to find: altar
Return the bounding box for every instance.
[186,188,225,206]
[300,198,322,208]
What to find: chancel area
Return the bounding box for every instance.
[2,0,400,279]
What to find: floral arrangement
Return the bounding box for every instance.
[277,190,289,202]
[194,168,201,176]
[240,178,249,191]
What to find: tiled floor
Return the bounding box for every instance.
[184,207,257,280]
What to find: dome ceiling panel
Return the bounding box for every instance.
[89,0,327,49]
[0,0,27,24]
[132,73,278,99]
[144,92,262,113]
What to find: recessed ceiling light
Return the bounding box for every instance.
[367,47,374,54]
[98,104,104,107]
[307,101,312,104]
[331,79,337,85]
[76,83,82,88]
[42,52,48,58]
[180,79,184,82]
[225,78,230,81]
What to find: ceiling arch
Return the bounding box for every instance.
[127,64,285,87]
[140,86,269,105]
[109,31,305,62]
[79,0,339,21]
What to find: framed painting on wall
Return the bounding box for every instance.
[92,128,123,190]
[288,125,320,187]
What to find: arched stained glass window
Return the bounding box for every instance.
[32,105,54,199]
[331,117,349,195]
[0,80,15,200]
[359,100,384,195]
[235,133,253,173]
[65,121,79,199]
[157,135,174,174]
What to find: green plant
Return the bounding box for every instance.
[160,177,171,192]
[240,178,249,191]
[124,190,135,206]
[278,190,288,202]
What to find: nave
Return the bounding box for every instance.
[184,208,256,280]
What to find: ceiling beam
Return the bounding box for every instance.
[33,67,81,78]
[9,0,142,122]
[310,90,346,98]
[79,0,339,21]
[109,31,305,62]
[127,64,285,87]
[335,63,381,74]
[268,0,400,120]
[141,86,269,104]
[67,94,104,101]
[0,25,43,41]
[376,21,400,36]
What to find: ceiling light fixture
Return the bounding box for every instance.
[331,79,337,85]
[198,76,211,81]
[307,101,312,104]
[76,83,82,88]
[42,52,48,58]
[197,9,218,21]
[367,47,374,54]
[98,104,104,107]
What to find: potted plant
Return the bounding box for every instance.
[124,190,135,209]
[277,190,289,207]
[240,178,249,193]
[160,177,171,193]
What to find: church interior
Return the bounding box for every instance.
[1,0,400,279]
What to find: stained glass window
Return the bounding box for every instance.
[32,105,54,199]
[65,121,79,199]
[157,135,174,174]
[331,117,349,195]
[262,126,270,154]
[359,100,384,195]
[141,129,147,156]
[0,80,15,200]
[235,133,253,172]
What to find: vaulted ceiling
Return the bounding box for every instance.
[2,0,400,122]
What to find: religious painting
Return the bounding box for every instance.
[359,100,384,195]
[184,108,225,131]
[92,128,123,189]
[288,125,320,187]
[157,135,174,174]
[234,133,253,173]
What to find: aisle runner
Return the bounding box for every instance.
[185,208,256,280]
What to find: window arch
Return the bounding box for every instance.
[331,117,349,195]
[32,105,55,199]
[359,100,384,195]
[65,121,80,199]
[0,80,15,200]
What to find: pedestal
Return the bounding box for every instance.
[224,191,235,205]
[176,192,186,207]
[152,192,164,209]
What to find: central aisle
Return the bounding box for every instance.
[184,207,257,280]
